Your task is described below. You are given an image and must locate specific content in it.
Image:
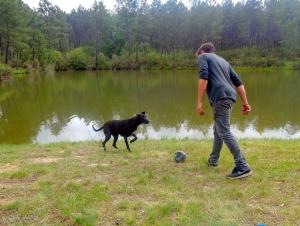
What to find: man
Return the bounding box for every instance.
[196,42,252,179]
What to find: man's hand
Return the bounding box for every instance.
[197,79,208,116]
[236,85,251,115]
[197,102,205,115]
[242,104,251,115]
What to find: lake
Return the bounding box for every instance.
[0,69,300,144]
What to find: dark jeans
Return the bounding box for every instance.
[209,99,250,170]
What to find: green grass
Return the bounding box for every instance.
[0,140,299,225]
[12,68,29,75]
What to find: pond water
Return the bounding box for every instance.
[0,69,300,144]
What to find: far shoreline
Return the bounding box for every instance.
[2,63,300,78]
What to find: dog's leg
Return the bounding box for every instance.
[124,137,131,152]
[112,134,119,149]
[130,134,137,143]
[102,134,111,151]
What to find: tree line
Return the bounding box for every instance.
[0,0,300,70]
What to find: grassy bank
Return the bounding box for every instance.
[0,139,299,225]
[2,48,300,75]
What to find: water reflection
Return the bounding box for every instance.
[34,116,300,144]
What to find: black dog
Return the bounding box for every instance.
[92,112,150,151]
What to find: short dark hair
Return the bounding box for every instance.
[199,42,215,53]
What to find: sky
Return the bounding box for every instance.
[22,0,193,13]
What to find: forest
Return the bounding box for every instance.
[0,0,300,72]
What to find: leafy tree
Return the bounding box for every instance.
[68,5,92,48]
[29,9,47,62]
[38,0,69,51]
[116,0,139,57]
[90,1,109,68]
[0,0,27,64]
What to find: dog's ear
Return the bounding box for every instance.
[141,111,146,115]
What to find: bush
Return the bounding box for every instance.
[240,57,285,67]
[139,52,161,69]
[67,48,88,70]
[12,68,29,74]
[39,49,68,70]
[10,59,24,68]
[55,55,68,71]
[0,64,12,76]
[44,49,63,64]
[97,53,111,70]
[291,60,300,70]
[219,48,286,67]
[111,54,139,70]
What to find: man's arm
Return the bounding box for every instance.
[197,79,208,115]
[236,85,251,115]
[229,66,251,115]
[197,54,209,115]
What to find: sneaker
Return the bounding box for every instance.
[207,159,218,167]
[226,167,252,179]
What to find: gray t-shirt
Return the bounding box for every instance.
[197,53,242,104]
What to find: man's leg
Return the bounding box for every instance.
[208,124,223,166]
[213,99,250,171]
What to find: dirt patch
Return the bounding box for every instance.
[88,163,98,168]
[73,148,94,157]
[65,177,84,185]
[74,155,84,158]
[0,164,19,173]
[0,209,18,226]
[0,178,34,189]
[101,163,110,167]
[29,157,63,164]
[95,172,118,183]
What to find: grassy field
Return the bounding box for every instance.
[0,139,299,226]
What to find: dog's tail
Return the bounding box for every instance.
[92,124,103,132]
